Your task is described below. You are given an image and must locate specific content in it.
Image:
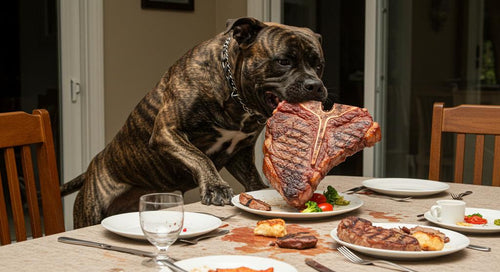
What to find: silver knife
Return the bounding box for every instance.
[58,236,155,257]
[342,186,366,194]
[58,237,187,272]
[467,244,491,252]
[305,258,336,272]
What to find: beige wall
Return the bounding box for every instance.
[104,0,246,140]
[103,0,247,202]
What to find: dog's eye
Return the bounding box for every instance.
[315,63,324,74]
[276,59,291,66]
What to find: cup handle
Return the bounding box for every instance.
[430,205,442,222]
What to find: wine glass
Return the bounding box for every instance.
[139,192,184,268]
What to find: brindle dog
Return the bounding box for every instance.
[61,17,327,228]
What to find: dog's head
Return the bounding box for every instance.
[226,17,327,117]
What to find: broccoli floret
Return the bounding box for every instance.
[301,201,323,213]
[323,186,340,203]
[334,197,351,206]
[323,185,350,206]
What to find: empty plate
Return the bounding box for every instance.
[362,178,449,196]
[101,211,221,240]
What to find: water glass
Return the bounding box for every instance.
[139,192,184,268]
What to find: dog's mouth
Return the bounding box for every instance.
[265,91,282,111]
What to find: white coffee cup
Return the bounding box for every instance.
[430,199,466,224]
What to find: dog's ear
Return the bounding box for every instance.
[225,17,267,49]
[315,33,323,44]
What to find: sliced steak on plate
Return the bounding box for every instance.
[239,192,271,211]
[275,232,318,249]
[337,216,421,251]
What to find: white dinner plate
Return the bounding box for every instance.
[231,189,363,219]
[174,255,297,272]
[101,212,221,240]
[362,178,450,196]
[425,207,500,233]
[331,223,469,260]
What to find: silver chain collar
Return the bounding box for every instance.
[221,37,266,124]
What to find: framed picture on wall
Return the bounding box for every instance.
[141,0,194,11]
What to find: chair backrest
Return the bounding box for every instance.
[428,102,500,186]
[0,109,64,245]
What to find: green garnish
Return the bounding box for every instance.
[494,219,500,226]
[301,201,323,213]
[323,185,350,206]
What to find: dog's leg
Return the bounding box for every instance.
[225,145,268,191]
[73,190,101,228]
[149,108,233,206]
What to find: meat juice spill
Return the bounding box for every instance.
[221,224,331,258]
[368,211,403,222]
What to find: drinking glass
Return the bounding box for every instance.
[139,192,184,268]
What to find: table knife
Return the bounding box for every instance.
[305,258,336,272]
[342,185,366,194]
[58,236,155,258]
[58,237,187,271]
[467,244,491,252]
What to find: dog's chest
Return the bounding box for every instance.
[205,126,255,155]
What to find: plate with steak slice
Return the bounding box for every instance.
[263,101,381,209]
[331,217,469,259]
[231,189,363,219]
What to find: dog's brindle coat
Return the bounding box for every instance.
[62,18,327,228]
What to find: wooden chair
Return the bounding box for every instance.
[428,102,500,186]
[0,109,64,245]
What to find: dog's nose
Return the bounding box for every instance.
[304,79,324,94]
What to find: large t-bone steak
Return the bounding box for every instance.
[263,101,381,208]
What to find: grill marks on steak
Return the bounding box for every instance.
[337,216,421,251]
[239,193,271,211]
[263,101,381,208]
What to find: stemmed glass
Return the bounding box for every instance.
[139,192,184,268]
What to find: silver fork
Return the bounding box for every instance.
[450,190,473,200]
[368,194,413,202]
[195,212,239,221]
[337,246,418,272]
[178,229,229,245]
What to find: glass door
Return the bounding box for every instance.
[283,0,367,176]
[381,0,500,184]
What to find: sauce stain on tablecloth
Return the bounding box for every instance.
[221,224,331,258]
[368,210,404,222]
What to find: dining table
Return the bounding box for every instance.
[1,175,499,272]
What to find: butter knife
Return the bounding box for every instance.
[305,258,336,272]
[58,237,187,271]
[58,236,155,258]
[342,186,366,194]
[467,244,491,252]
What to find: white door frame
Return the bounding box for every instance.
[59,0,105,230]
[364,0,386,178]
[247,0,282,22]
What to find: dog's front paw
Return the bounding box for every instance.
[200,183,234,206]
